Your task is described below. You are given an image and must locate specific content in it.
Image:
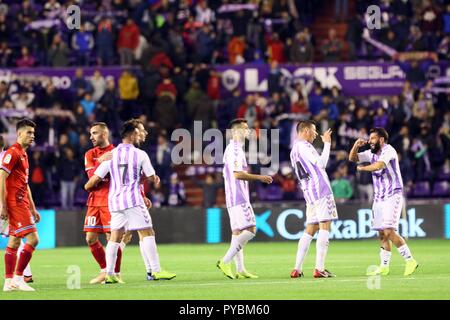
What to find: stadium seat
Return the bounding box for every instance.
[264,185,284,201]
[413,182,431,197]
[432,181,449,197]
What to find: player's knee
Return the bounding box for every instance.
[86,233,98,245]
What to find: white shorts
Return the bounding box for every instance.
[227,203,256,231]
[372,193,403,231]
[306,194,338,225]
[110,205,153,231]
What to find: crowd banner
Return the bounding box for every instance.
[215,62,450,97]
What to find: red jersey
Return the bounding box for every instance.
[85,144,114,207]
[0,143,30,208]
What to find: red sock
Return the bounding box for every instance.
[5,247,18,279]
[115,247,122,273]
[15,244,35,276]
[89,241,106,269]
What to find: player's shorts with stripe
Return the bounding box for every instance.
[7,206,37,238]
[84,206,111,233]
[306,194,338,225]
[110,205,153,231]
[372,192,403,231]
[227,202,256,232]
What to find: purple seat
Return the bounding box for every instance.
[256,185,267,201]
[432,181,449,197]
[413,182,431,197]
[437,168,450,181]
[264,185,283,201]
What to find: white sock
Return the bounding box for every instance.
[397,244,413,261]
[119,241,126,251]
[105,241,120,275]
[232,236,245,272]
[380,247,392,267]
[223,231,255,264]
[142,236,161,273]
[295,233,313,271]
[315,229,330,271]
[18,241,32,277]
[139,240,152,273]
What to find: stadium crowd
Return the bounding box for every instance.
[0,0,449,208]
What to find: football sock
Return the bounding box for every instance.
[15,244,35,276]
[105,241,120,275]
[18,241,32,277]
[397,244,413,261]
[114,247,122,273]
[139,240,152,273]
[380,247,392,266]
[142,236,160,273]
[295,232,313,271]
[232,235,245,272]
[4,247,18,279]
[315,230,329,271]
[89,241,107,269]
[223,231,255,264]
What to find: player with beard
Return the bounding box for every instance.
[349,128,418,276]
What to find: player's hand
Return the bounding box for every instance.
[321,129,332,144]
[0,206,8,220]
[151,175,161,186]
[98,151,112,163]
[259,175,273,184]
[31,209,41,223]
[354,138,367,148]
[356,165,365,172]
[144,197,152,209]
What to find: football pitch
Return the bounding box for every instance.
[1,239,449,300]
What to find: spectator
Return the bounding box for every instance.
[58,147,80,210]
[227,35,246,64]
[290,31,314,63]
[193,174,223,207]
[196,24,216,63]
[419,0,441,50]
[267,33,286,63]
[29,151,46,207]
[80,93,96,119]
[44,0,61,19]
[72,68,93,99]
[321,28,343,62]
[153,133,173,185]
[71,23,94,66]
[90,70,106,102]
[0,41,12,67]
[48,33,70,67]
[117,18,140,65]
[96,17,115,66]
[331,164,353,203]
[335,0,348,22]
[118,70,139,119]
[444,4,450,35]
[10,90,34,111]
[279,166,298,200]
[237,94,264,129]
[150,182,166,208]
[167,173,186,206]
[16,46,36,67]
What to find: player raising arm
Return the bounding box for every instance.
[290,121,337,279]
[349,128,418,276]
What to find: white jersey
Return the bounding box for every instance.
[290,139,332,204]
[0,151,4,163]
[95,143,155,212]
[358,144,404,202]
[222,139,250,208]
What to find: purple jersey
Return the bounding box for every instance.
[222,140,250,208]
[95,143,155,212]
[290,139,332,204]
[358,144,403,202]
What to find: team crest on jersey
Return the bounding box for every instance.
[3,154,11,164]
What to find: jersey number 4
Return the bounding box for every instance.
[295,161,310,180]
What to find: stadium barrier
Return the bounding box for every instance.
[1,202,448,249]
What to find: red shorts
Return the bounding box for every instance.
[8,206,37,238]
[84,206,111,233]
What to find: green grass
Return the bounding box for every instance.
[0,239,449,300]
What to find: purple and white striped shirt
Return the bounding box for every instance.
[358,144,403,202]
[95,143,155,212]
[290,139,332,204]
[0,151,4,163]
[223,140,250,208]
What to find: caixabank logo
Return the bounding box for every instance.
[206,204,450,243]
